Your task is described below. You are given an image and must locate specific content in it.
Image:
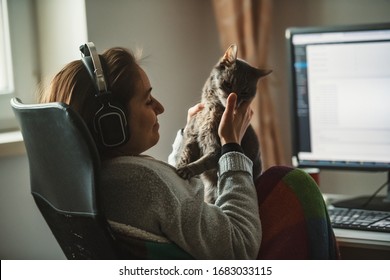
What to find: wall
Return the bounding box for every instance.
[36,0,88,84]
[84,0,220,161]
[1,0,390,259]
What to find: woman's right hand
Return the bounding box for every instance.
[218,93,253,146]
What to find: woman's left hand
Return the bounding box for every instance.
[185,103,204,128]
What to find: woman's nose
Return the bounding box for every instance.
[154,97,165,114]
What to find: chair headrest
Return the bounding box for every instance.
[11,98,101,215]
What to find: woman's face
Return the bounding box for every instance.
[121,66,165,155]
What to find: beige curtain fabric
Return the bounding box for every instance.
[212,0,285,170]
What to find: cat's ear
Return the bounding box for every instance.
[220,44,238,67]
[256,69,272,78]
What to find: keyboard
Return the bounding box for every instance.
[328,207,390,233]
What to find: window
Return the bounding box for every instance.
[0,0,13,95]
[0,0,87,132]
[0,0,38,132]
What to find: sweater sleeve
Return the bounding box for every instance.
[159,152,261,259]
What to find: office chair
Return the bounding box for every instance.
[10,97,130,259]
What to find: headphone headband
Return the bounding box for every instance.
[80,42,108,95]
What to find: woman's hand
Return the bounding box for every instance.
[185,103,204,130]
[218,93,253,145]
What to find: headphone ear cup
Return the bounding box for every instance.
[80,42,130,148]
[94,102,130,147]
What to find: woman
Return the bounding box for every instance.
[39,46,261,259]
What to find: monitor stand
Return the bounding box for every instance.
[332,171,390,212]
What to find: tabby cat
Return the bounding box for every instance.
[175,44,271,203]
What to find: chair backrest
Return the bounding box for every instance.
[11,97,128,259]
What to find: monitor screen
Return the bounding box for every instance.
[286,23,390,172]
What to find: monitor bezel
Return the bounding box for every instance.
[286,22,390,172]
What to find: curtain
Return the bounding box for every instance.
[212,0,285,170]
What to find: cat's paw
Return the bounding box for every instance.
[176,166,195,180]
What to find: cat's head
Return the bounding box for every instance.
[207,44,271,107]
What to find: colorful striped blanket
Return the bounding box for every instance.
[256,166,339,259]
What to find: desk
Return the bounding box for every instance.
[324,194,390,259]
[334,228,390,259]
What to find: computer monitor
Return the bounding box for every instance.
[286,22,390,211]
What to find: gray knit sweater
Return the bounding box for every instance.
[99,132,261,259]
